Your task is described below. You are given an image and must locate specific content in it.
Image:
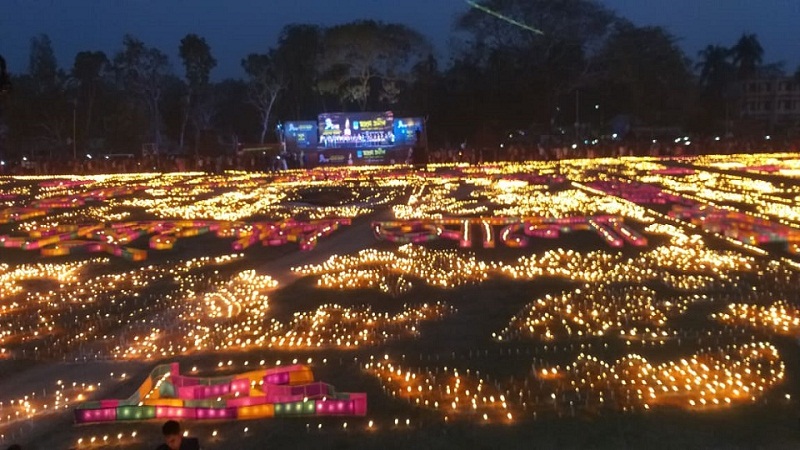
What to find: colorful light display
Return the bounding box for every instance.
[0,153,799,447]
[372,216,647,248]
[0,218,354,259]
[74,363,366,424]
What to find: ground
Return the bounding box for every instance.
[0,157,800,449]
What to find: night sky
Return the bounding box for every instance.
[1,0,798,80]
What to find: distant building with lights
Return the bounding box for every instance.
[737,76,800,125]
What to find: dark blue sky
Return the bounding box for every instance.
[1,0,798,80]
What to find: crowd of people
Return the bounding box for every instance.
[0,135,798,176]
[0,153,270,176]
[427,135,800,164]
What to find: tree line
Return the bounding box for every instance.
[0,0,797,158]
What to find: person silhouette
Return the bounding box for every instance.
[156,420,200,450]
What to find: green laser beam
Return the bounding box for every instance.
[465,0,545,35]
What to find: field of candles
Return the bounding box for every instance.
[1,155,800,448]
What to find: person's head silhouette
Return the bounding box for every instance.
[162,420,182,450]
[158,420,199,450]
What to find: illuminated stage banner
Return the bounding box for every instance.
[285,121,318,149]
[356,147,388,163]
[394,117,424,145]
[319,112,394,148]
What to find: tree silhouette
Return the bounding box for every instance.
[71,51,109,150]
[693,45,736,132]
[275,24,323,120]
[242,51,285,144]
[26,34,70,152]
[178,34,217,153]
[28,34,60,95]
[596,25,692,125]
[697,45,733,90]
[453,0,620,133]
[731,33,764,79]
[318,20,430,111]
[0,54,11,95]
[113,35,170,152]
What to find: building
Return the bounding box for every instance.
[738,76,800,124]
